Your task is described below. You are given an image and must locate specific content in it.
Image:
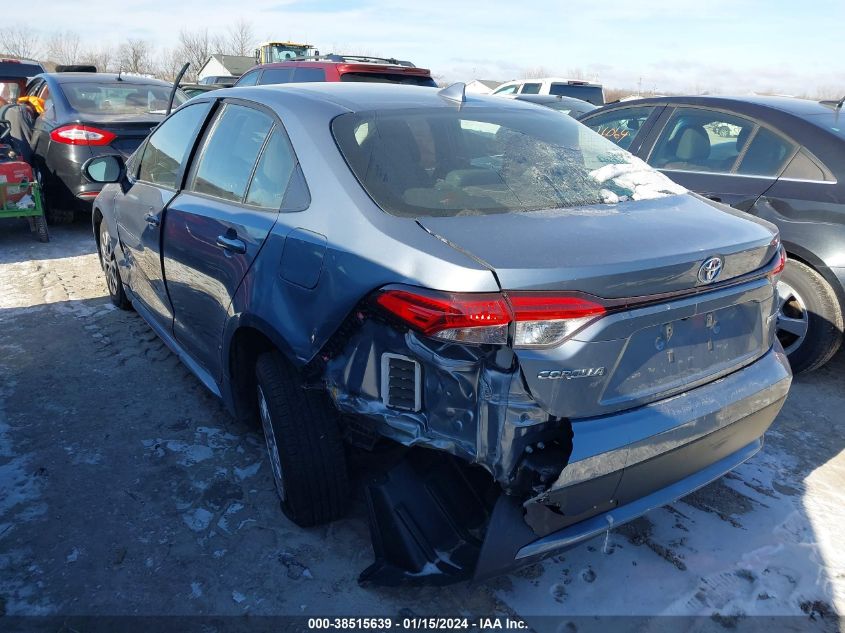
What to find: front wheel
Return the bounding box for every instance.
[98,222,131,310]
[255,351,350,527]
[776,259,843,373]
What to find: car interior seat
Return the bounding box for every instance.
[661,125,711,170]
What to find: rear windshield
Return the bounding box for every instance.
[62,82,187,115]
[548,84,604,105]
[340,72,437,87]
[331,107,686,218]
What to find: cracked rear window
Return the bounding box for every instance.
[331,107,686,218]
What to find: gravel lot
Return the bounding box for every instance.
[1,220,843,629]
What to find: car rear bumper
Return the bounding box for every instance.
[473,344,791,580]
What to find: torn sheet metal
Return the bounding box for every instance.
[323,319,569,492]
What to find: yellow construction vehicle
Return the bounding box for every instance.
[254,42,318,65]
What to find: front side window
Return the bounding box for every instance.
[138,101,211,189]
[648,107,792,175]
[189,104,273,202]
[236,70,260,87]
[492,84,518,95]
[582,106,655,150]
[331,106,686,218]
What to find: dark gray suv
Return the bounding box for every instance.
[86,83,791,583]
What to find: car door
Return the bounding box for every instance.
[114,100,213,328]
[579,104,665,154]
[641,105,797,210]
[162,100,293,381]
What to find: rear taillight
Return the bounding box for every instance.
[507,292,606,347]
[374,287,511,345]
[373,286,606,348]
[50,125,116,146]
[768,245,787,282]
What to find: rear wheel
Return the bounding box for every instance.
[37,170,75,225]
[255,351,350,527]
[28,215,50,242]
[776,259,843,373]
[98,222,131,310]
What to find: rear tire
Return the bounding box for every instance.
[33,215,49,242]
[37,170,75,225]
[98,222,131,310]
[255,351,350,527]
[776,259,843,373]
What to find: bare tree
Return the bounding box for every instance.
[566,67,588,81]
[522,66,550,79]
[79,46,116,73]
[227,19,256,57]
[118,38,152,75]
[177,28,215,81]
[156,47,188,82]
[45,30,82,65]
[0,25,41,60]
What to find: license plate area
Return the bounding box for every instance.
[601,301,764,406]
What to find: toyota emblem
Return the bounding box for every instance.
[698,256,724,284]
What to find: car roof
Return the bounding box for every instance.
[513,94,594,107]
[500,77,603,87]
[605,94,833,116]
[247,60,432,74]
[43,72,174,87]
[216,82,550,114]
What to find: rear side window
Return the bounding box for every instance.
[245,129,296,210]
[781,149,831,182]
[520,83,541,94]
[189,104,273,202]
[291,68,326,82]
[549,84,604,105]
[736,127,796,177]
[649,107,796,177]
[259,68,292,85]
[139,101,211,189]
[582,106,655,150]
[332,107,685,218]
[340,72,436,87]
[649,108,756,173]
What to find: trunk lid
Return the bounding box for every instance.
[416,194,777,298]
[417,193,780,418]
[77,114,161,157]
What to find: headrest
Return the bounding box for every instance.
[675,126,710,162]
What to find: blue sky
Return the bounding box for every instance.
[28,0,845,95]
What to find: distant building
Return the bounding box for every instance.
[465,79,501,95]
[197,54,255,81]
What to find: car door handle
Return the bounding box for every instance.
[216,234,246,254]
[144,212,160,227]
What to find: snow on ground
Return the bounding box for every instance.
[0,220,843,628]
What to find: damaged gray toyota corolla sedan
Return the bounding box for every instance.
[89,82,791,585]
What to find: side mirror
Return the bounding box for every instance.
[82,154,124,184]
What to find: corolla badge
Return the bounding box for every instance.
[538,367,606,380]
[698,256,724,284]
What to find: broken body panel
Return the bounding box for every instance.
[320,200,789,582]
